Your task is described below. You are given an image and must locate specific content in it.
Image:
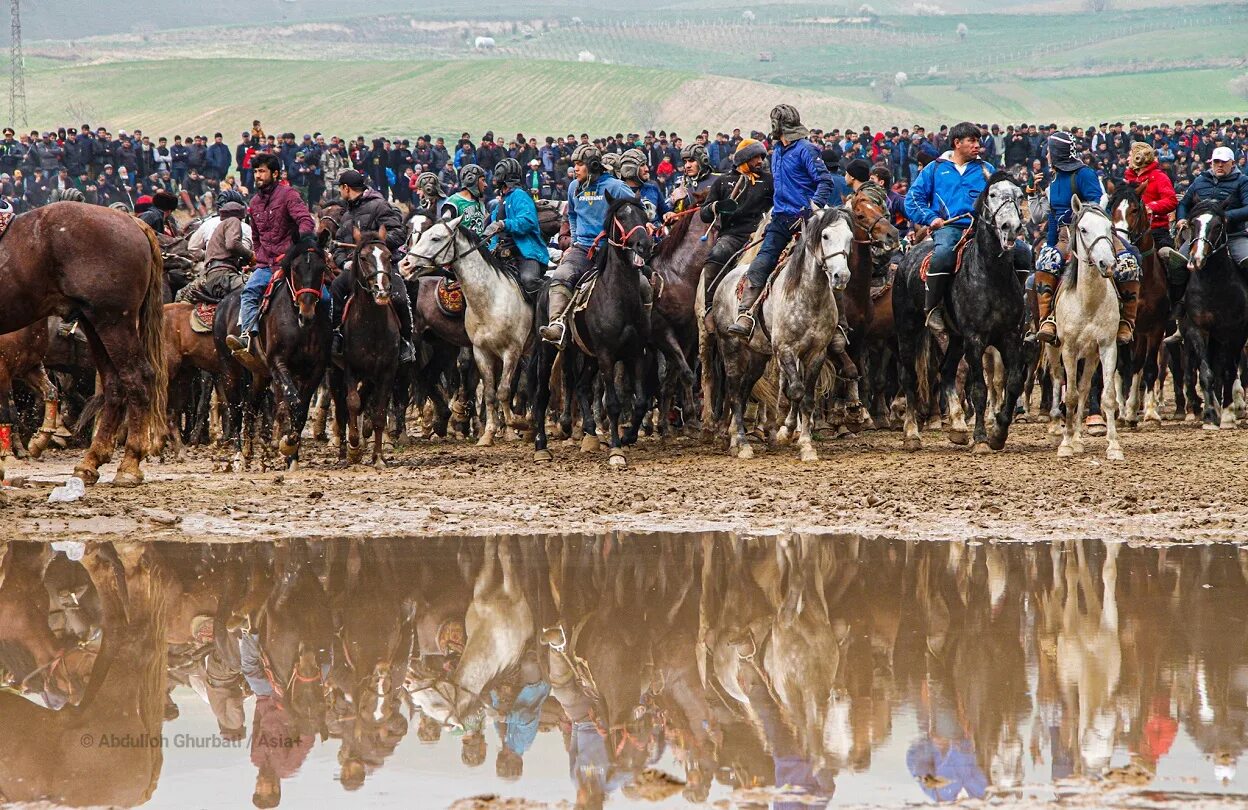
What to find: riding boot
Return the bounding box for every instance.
[923,272,952,335]
[1163,274,1189,345]
[831,287,850,353]
[332,329,345,361]
[639,275,654,335]
[1031,270,1060,345]
[1115,278,1140,346]
[540,284,572,345]
[728,283,763,337]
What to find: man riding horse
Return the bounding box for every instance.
[699,138,772,303]
[618,148,668,227]
[1159,145,1248,342]
[328,169,415,363]
[539,143,636,345]
[226,153,317,359]
[483,157,549,297]
[414,171,448,220]
[441,164,488,236]
[1033,130,1140,346]
[904,121,1031,338]
[729,104,833,337]
[665,142,717,221]
[177,189,252,304]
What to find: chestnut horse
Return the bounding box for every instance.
[0,319,61,462]
[161,302,224,456]
[0,203,166,485]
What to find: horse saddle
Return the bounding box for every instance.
[190,302,217,333]
[258,266,288,320]
[918,228,974,283]
[0,210,15,244]
[435,277,465,317]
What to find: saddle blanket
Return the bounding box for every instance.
[0,211,14,244]
[918,229,974,283]
[191,302,217,333]
[436,278,465,317]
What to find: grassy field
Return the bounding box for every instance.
[21,56,1242,140]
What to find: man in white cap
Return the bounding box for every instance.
[1160,145,1248,338]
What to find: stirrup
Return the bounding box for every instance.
[1117,321,1135,345]
[540,320,567,347]
[1036,319,1059,346]
[541,625,567,653]
[924,307,947,334]
[728,311,756,337]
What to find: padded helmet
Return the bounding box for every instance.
[217,188,246,208]
[570,143,603,175]
[680,143,711,172]
[493,157,522,187]
[769,103,803,140]
[600,152,621,177]
[51,187,86,203]
[618,149,648,183]
[417,171,446,197]
[459,163,486,196]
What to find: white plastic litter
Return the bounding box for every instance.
[51,540,86,561]
[48,477,85,503]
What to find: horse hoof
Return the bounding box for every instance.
[72,466,100,486]
[607,449,627,468]
[278,437,298,457]
[1057,444,1074,458]
[1202,422,1219,431]
[534,449,553,463]
[1107,448,1125,462]
[287,459,299,472]
[580,435,599,453]
[737,444,754,460]
[971,442,991,455]
[1220,413,1237,430]
[775,427,792,446]
[374,459,387,471]
[728,444,739,458]
[1071,441,1086,455]
[477,434,495,447]
[947,429,969,446]
[903,437,922,452]
[112,470,144,487]
[346,446,364,465]
[799,446,818,463]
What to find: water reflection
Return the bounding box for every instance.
[1,537,1246,808]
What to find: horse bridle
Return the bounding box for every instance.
[1189,213,1228,264]
[417,221,487,268]
[605,200,652,262]
[286,244,327,304]
[1070,205,1117,271]
[983,190,1024,256]
[353,239,392,299]
[809,211,850,280]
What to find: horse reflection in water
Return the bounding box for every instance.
[3,537,1248,808]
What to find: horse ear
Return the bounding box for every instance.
[1071,195,1082,213]
[352,225,362,244]
[317,228,331,250]
[1104,178,1116,195]
[448,214,464,232]
[378,224,387,243]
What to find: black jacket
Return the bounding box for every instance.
[700,167,774,239]
[332,189,406,267]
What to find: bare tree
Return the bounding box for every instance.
[1084,0,1112,12]
[632,100,661,133]
[64,100,98,124]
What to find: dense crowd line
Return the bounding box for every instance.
[1,116,1244,214]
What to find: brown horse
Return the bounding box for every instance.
[0,203,165,486]
[1107,182,1169,427]
[160,302,224,457]
[0,318,60,462]
[650,208,713,434]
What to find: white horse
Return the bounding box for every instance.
[708,207,853,462]
[1047,198,1125,461]
[402,215,533,446]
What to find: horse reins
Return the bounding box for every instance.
[286,245,328,303]
[1070,206,1117,269]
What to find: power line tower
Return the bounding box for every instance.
[9,0,26,128]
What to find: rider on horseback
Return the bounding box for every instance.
[483,157,549,296]
[441,164,488,236]
[328,169,415,364]
[415,171,448,219]
[665,142,716,220]
[1159,145,1248,343]
[700,138,772,303]
[225,153,317,358]
[177,190,253,304]
[138,189,179,239]
[1033,130,1140,346]
[728,104,833,337]
[618,148,669,227]
[539,143,635,345]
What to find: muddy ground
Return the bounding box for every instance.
[4,415,1245,544]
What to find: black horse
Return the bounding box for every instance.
[330,228,400,467]
[894,171,1034,452]
[216,233,331,469]
[531,195,654,467]
[1179,199,1248,429]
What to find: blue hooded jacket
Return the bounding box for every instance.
[904,152,993,228]
[491,186,550,264]
[567,173,636,248]
[771,138,833,217]
[1045,165,1106,247]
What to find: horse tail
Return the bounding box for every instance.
[916,331,932,416]
[73,392,104,436]
[139,223,169,452]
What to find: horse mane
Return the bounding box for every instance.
[973,171,1021,217]
[1190,197,1227,218]
[281,233,322,271]
[653,210,695,260]
[453,222,513,281]
[605,192,645,223]
[1107,181,1140,212]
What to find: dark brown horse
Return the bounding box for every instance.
[650,208,713,434]
[0,203,166,486]
[0,319,60,462]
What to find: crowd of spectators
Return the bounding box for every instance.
[0,115,1243,214]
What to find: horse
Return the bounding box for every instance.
[894,172,1031,453]
[709,206,854,462]
[1107,183,1169,427]
[330,228,400,467]
[160,302,224,457]
[405,215,533,447]
[532,195,654,467]
[216,233,331,469]
[1179,199,1248,430]
[0,202,166,486]
[1044,199,1127,460]
[0,319,60,463]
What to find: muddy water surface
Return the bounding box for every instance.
[1,535,1246,809]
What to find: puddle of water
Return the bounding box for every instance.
[1,536,1246,809]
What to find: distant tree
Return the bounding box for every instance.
[1230,74,1248,101]
[1084,0,1112,11]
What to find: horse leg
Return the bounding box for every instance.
[623,352,648,447]
[896,323,924,451]
[1072,350,1098,455]
[962,338,991,453]
[941,336,969,445]
[23,366,59,460]
[328,369,349,462]
[533,343,555,463]
[599,356,627,467]
[1185,329,1220,429]
[1142,343,1163,426]
[1218,340,1240,430]
[495,347,522,441]
[73,327,125,485]
[88,322,159,486]
[345,372,364,465]
[371,381,389,467]
[797,353,824,462]
[474,348,499,447]
[1057,346,1080,458]
[989,338,1027,452]
[269,359,303,459]
[1098,342,1124,461]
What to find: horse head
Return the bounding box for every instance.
[976,173,1025,253]
[799,206,853,292]
[1188,198,1228,273]
[1070,197,1117,278]
[282,233,329,326]
[403,214,465,279]
[604,193,653,268]
[396,213,435,278]
[1108,182,1148,245]
[351,226,393,306]
[316,202,345,243]
[849,193,900,256]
